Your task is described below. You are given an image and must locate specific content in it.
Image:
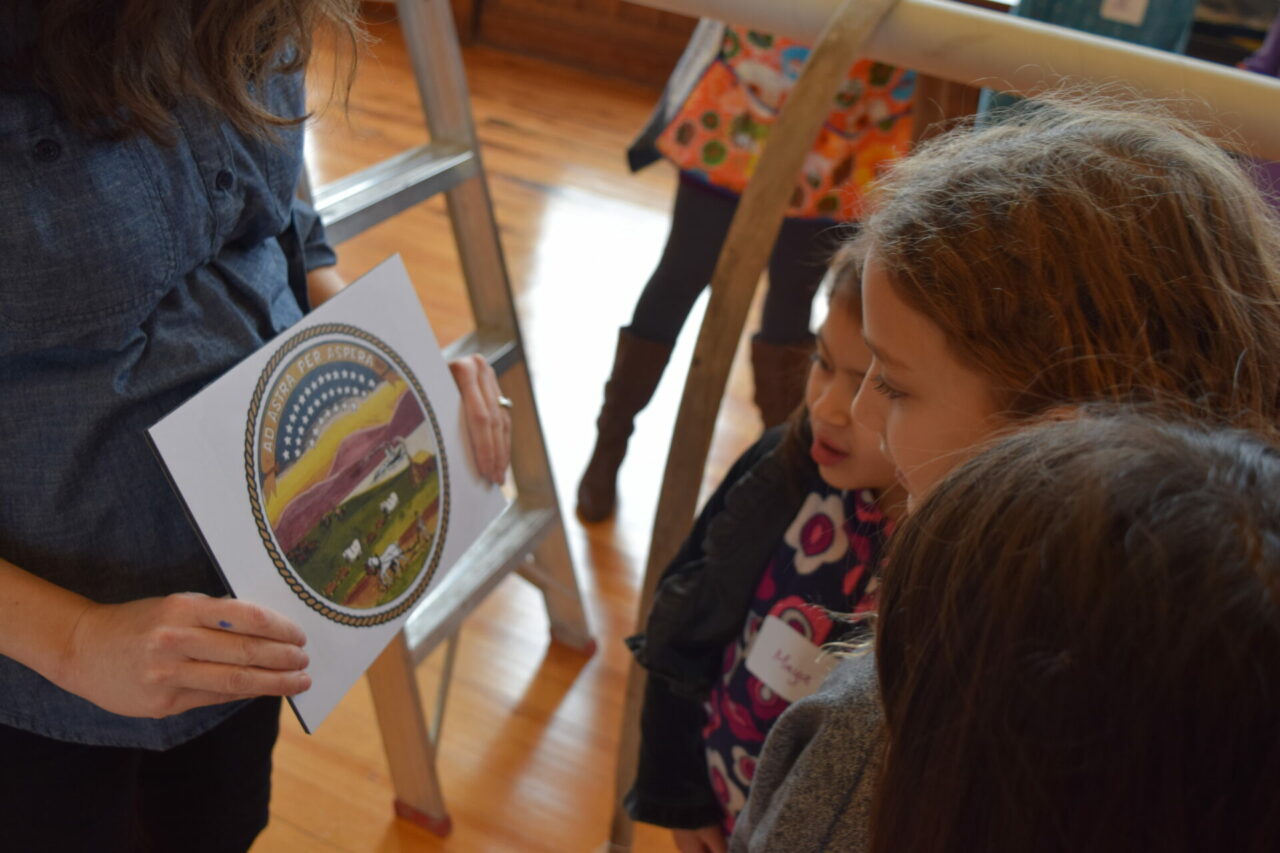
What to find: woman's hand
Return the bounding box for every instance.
[672,826,728,853]
[449,353,512,485]
[57,593,310,719]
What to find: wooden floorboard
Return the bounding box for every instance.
[258,12,766,853]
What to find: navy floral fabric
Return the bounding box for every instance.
[702,486,889,831]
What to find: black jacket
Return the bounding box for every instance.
[625,426,822,828]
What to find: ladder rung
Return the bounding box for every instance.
[442,331,522,376]
[315,142,478,244]
[404,503,557,664]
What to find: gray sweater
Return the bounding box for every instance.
[730,653,883,853]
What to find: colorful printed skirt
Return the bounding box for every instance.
[656,27,916,221]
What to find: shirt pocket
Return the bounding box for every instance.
[0,116,176,341]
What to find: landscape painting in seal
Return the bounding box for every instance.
[246,325,449,627]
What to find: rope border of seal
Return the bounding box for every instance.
[243,323,451,627]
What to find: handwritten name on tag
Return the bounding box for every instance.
[745,614,840,705]
[1100,0,1149,27]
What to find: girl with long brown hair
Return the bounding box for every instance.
[852,95,1280,504]
[0,4,510,849]
[732,95,1280,851]
[874,412,1280,853]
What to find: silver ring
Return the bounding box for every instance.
[497,395,514,410]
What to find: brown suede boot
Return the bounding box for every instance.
[576,329,674,522]
[750,335,815,428]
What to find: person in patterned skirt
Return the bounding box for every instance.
[576,22,916,522]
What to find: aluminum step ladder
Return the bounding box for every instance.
[306,0,596,836]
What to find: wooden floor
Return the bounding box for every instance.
[256,13,767,853]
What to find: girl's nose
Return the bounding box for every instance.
[813,378,853,426]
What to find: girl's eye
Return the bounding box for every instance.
[810,351,833,373]
[873,375,905,400]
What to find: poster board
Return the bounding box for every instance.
[149,255,507,732]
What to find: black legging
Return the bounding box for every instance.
[627,173,845,346]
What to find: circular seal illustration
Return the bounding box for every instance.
[245,324,449,626]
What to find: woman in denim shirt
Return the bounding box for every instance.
[0,3,510,850]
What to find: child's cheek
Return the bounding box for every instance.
[850,423,895,491]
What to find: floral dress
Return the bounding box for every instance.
[701,485,891,832]
[655,26,916,221]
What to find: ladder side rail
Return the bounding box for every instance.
[395,0,520,337]
[395,0,564,516]
[366,634,453,836]
[309,4,597,836]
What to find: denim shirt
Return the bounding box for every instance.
[0,23,336,748]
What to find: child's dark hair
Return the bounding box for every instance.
[872,411,1280,853]
[850,94,1280,432]
[775,241,865,491]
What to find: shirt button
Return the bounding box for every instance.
[33,138,62,163]
[215,169,234,191]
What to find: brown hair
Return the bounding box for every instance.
[827,238,866,312]
[852,94,1280,432]
[872,411,1280,853]
[12,0,362,141]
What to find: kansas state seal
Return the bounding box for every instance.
[245,324,449,626]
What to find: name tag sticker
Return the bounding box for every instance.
[1100,0,1149,27]
[745,614,840,704]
